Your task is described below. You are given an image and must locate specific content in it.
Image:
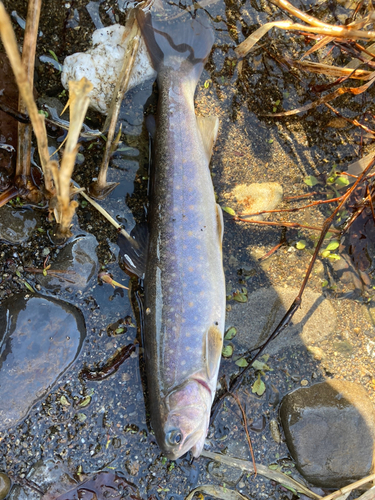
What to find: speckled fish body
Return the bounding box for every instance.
[138,10,226,459]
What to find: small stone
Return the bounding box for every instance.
[0,293,86,430]
[36,234,98,293]
[280,380,375,488]
[306,346,325,361]
[125,460,139,476]
[223,182,283,220]
[300,379,308,386]
[0,206,39,244]
[0,472,11,500]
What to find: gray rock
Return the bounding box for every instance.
[0,293,86,431]
[227,286,336,355]
[36,234,98,293]
[0,472,11,500]
[279,380,375,488]
[0,206,39,244]
[8,459,76,500]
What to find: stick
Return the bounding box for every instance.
[16,0,42,201]
[90,11,141,199]
[200,451,322,500]
[0,2,53,194]
[321,474,375,500]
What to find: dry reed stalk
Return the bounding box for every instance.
[90,11,141,199]
[52,78,93,237]
[16,0,42,201]
[0,1,53,194]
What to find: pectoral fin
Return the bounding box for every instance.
[206,325,223,380]
[197,115,219,161]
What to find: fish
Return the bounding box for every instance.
[120,6,226,460]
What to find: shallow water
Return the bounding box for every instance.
[1,0,375,498]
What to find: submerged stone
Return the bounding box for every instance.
[36,234,98,293]
[0,206,39,244]
[280,380,375,488]
[0,472,11,500]
[224,182,283,220]
[0,293,86,431]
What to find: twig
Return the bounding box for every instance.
[200,451,322,500]
[90,10,141,199]
[234,217,341,234]
[320,474,375,500]
[72,182,132,242]
[228,393,257,477]
[16,0,42,203]
[239,195,342,217]
[0,1,53,194]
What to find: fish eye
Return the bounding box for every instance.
[166,430,183,446]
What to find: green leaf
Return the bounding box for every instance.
[204,79,211,88]
[336,176,349,187]
[48,49,59,61]
[77,413,87,422]
[22,280,35,293]
[222,206,236,216]
[304,175,318,187]
[268,139,274,144]
[222,345,233,358]
[321,249,331,258]
[252,360,271,372]
[115,327,125,334]
[78,396,91,408]
[321,280,328,287]
[235,358,248,367]
[326,240,339,251]
[224,327,237,340]
[275,99,280,106]
[328,253,340,261]
[252,374,266,395]
[268,464,280,470]
[233,292,247,303]
[60,395,70,406]
[296,240,306,250]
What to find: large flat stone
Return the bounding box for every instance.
[227,286,336,354]
[0,293,86,430]
[279,380,375,488]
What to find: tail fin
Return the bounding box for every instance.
[137,9,214,85]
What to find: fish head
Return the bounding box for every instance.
[160,378,212,459]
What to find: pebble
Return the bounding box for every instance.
[36,234,98,293]
[223,182,283,220]
[0,473,10,500]
[62,24,156,114]
[0,293,86,431]
[279,380,375,488]
[0,206,39,244]
[227,286,336,355]
[8,459,77,500]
